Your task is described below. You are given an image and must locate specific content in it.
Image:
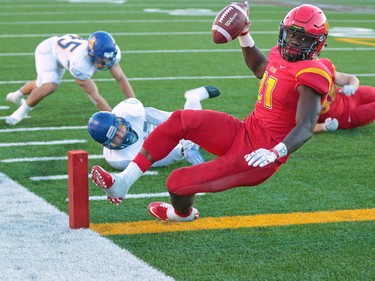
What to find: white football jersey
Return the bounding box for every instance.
[103,98,151,170]
[103,98,184,170]
[45,34,121,81]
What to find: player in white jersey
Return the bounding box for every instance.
[5,31,135,126]
[87,86,220,170]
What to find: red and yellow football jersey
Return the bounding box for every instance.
[244,46,333,152]
[318,58,349,124]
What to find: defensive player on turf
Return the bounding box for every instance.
[313,62,375,132]
[87,86,220,173]
[5,31,135,126]
[91,4,333,222]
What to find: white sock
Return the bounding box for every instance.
[21,99,33,112]
[184,86,209,101]
[118,162,144,191]
[184,96,202,110]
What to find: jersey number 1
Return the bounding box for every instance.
[258,71,277,109]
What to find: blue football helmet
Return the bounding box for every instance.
[87,111,138,150]
[87,31,118,70]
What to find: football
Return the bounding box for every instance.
[212,2,249,44]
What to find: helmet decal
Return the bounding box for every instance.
[88,36,96,53]
[87,31,118,70]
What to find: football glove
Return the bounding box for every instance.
[244,143,287,168]
[322,117,339,131]
[339,85,356,96]
[182,141,204,165]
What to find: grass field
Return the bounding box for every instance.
[1,0,374,280]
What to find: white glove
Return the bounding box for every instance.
[322,117,339,131]
[339,85,356,96]
[244,143,287,168]
[245,149,277,167]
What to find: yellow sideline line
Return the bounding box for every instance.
[90,208,375,236]
[335,38,375,47]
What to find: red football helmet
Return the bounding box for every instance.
[278,4,329,62]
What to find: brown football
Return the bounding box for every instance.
[212,2,248,44]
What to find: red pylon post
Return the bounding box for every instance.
[68,150,89,229]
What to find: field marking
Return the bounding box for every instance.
[68,0,126,3]
[3,19,374,26]
[0,139,87,147]
[1,154,103,163]
[91,208,375,236]
[89,192,172,201]
[0,125,86,133]
[0,172,174,281]
[0,115,31,120]
[1,72,375,86]
[0,31,276,39]
[87,192,204,201]
[30,170,158,181]
[336,38,375,47]
[0,19,215,25]
[2,47,375,57]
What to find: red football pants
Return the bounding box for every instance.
[344,86,375,128]
[135,110,281,196]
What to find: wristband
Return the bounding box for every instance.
[238,33,255,48]
[271,142,288,159]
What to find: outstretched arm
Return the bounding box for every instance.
[75,78,112,111]
[335,71,360,96]
[110,63,136,98]
[240,45,268,79]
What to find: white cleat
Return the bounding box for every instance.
[6,90,23,106]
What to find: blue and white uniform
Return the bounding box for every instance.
[34,34,121,86]
[103,98,184,170]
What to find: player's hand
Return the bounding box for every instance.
[244,143,287,168]
[182,142,204,165]
[322,117,339,131]
[244,149,277,167]
[339,85,356,96]
[240,1,251,36]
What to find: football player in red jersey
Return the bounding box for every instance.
[313,62,375,132]
[90,4,333,222]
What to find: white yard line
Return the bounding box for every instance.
[89,192,172,201]
[0,139,87,147]
[0,172,174,281]
[1,72,374,86]
[88,192,205,201]
[1,154,103,163]
[30,170,158,181]
[1,47,375,57]
[0,126,86,133]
